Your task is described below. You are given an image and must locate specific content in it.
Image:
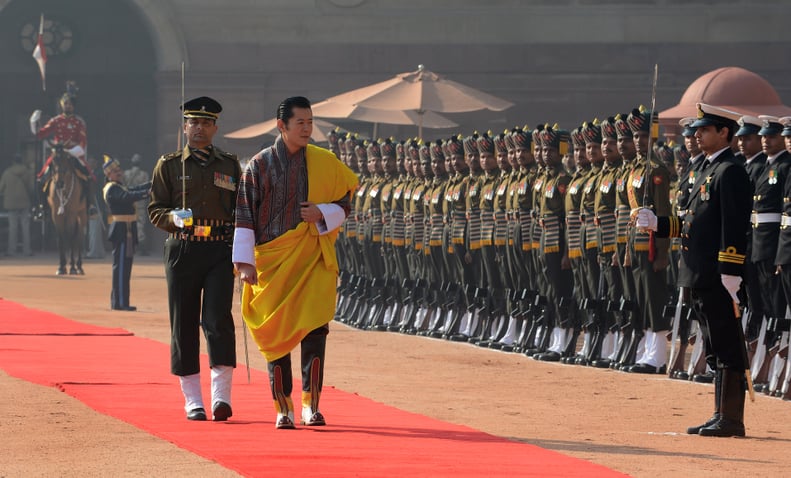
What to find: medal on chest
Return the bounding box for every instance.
[545,184,555,199]
[452,185,461,201]
[769,169,778,185]
[700,176,712,201]
[484,185,495,201]
[631,174,644,189]
[496,182,508,197]
[213,172,237,191]
[584,178,595,194]
[600,180,612,194]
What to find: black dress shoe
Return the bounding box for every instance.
[187,408,207,421]
[212,401,232,421]
[112,305,137,311]
[535,351,561,362]
[628,363,662,374]
[692,372,715,383]
[591,358,611,368]
[698,417,745,437]
[686,413,720,435]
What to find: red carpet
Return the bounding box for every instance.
[0,299,626,477]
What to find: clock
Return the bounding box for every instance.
[20,17,73,57]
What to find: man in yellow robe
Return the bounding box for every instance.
[233,96,358,429]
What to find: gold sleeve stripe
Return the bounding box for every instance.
[718,251,745,264]
[668,216,680,238]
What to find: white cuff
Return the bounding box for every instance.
[232,227,256,266]
[316,203,346,235]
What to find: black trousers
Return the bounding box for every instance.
[110,237,134,309]
[165,238,236,375]
[267,325,329,398]
[690,285,748,370]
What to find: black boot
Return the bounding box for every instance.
[686,368,722,434]
[698,368,746,437]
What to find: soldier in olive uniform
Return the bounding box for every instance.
[522,126,551,354]
[510,126,540,351]
[533,125,573,361]
[624,107,672,374]
[148,96,240,422]
[460,133,486,339]
[591,116,624,367]
[579,119,612,366]
[611,113,639,369]
[473,133,506,346]
[559,125,590,363]
[443,135,475,340]
[491,131,519,349]
[376,139,400,330]
[421,140,452,336]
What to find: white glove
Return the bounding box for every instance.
[170,208,193,229]
[29,110,41,134]
[66,145,85,159]
[721,274,741,304]
[633,207,657,232]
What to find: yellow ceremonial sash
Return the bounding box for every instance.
[241,145,358,362]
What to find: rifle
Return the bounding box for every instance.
[643,64,659,262]
[667,287,689,377]
[732,301,756,402]
[585,265,609,364]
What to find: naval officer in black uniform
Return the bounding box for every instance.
[635,103,752,437]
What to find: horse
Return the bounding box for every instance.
[45,145,88,275]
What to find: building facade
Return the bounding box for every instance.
[0,0,789,171]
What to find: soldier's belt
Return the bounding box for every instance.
[782,215,791,228]
[751,212,781,226]
[170,219,233,242]
[108,214,137,223]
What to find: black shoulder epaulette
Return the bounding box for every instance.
[159,151,181,162]
[215,147,238,161]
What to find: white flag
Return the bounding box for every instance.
[32,14,47,91]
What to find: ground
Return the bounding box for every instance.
[1,254,790,477]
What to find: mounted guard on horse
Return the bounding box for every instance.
[30,81,92,275]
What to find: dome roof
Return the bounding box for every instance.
[677,67,781,107]
[660,66,791,134]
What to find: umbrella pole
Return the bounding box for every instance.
[419,113,424,141]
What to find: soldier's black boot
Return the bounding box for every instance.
[686,368,722,434]
[698,368,746,437]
